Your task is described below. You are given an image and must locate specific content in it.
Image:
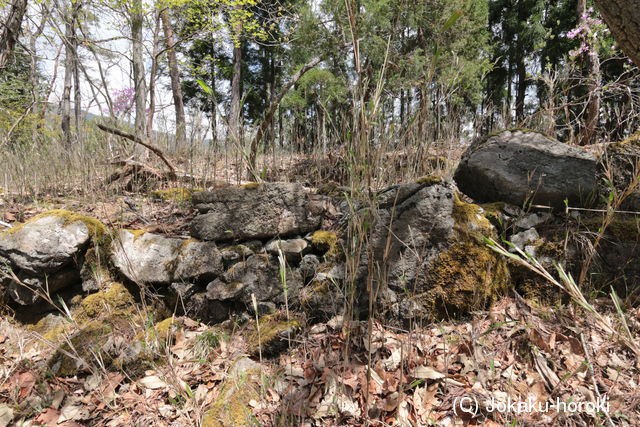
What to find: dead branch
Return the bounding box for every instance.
[96,123,177,179]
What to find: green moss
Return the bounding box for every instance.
[152,188,200,202]
[240,182,261,190]
[2,209,106,238]
[310,230,338,256]
[143,317,184,343]
[28,314,70,345]
[49,320,114,376]
[415,175,443,185]
[452,193,493,235]
[74,282,137,325]
[421,240,510,319]
[244,314,301,357]
[480,201,507,216]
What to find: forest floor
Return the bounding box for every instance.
[1,285,638,426]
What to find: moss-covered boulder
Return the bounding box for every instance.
[44,282,163,377]
[363,180,511,324]
[0,210,107,305]
[201,358,264,427]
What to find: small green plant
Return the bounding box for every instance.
[197,329,226,349]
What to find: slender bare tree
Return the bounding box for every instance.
[0,0,28,69]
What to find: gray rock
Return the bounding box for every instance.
[0,212,97,274]
[191,183,328,241]
[515,212,552,230]
[110,230,223,286]
[206,254,302,305]
[220,244,254,269]
[300,254,320,283]
[265,238,308,261]
[509,228,540,251]
[454,130,598,209]
[365,181,456,293]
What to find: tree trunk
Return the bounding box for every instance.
[594,0,640,68]
[0,0,28,69]
[147,10,161,140]
[160,8,186,151]
[229,32,242,146]
[515,54,526,123]
[579,0,601,145]
[131,0,146,145]
[72,1,82,144]
[61,0,79,149]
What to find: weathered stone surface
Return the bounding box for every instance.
[0,210,104,274]
[191,183,327,241]
[454,130,598,208]
[206,254,302,305]
[265,238,308,261]
[362,179,510,324]
[110,230,223,286]
[299,254,320,283]
[165,282,229,323]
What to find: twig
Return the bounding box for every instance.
[96,123,177,179]
[0,220,12,229]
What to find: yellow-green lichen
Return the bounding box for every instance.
[141,317,184,344]
[74,282,137,325]
[152,188,201,202]
[452,193,493,235]
[244,314,301,357]
[416,175,443,185]
[310,230,338,256]
[28,314,70,345]
[240,182,261,190]
[123,229,147,241]
[606,132,640,155]
[2,209,107,238]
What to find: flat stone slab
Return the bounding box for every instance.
[191,183,327,242]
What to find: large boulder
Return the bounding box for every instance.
[0,210,106,305]
[454,130,598,208]
[361,179,510,324]
[190,183,328,242]
[0,210,105,274]
[110,230,223,286]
